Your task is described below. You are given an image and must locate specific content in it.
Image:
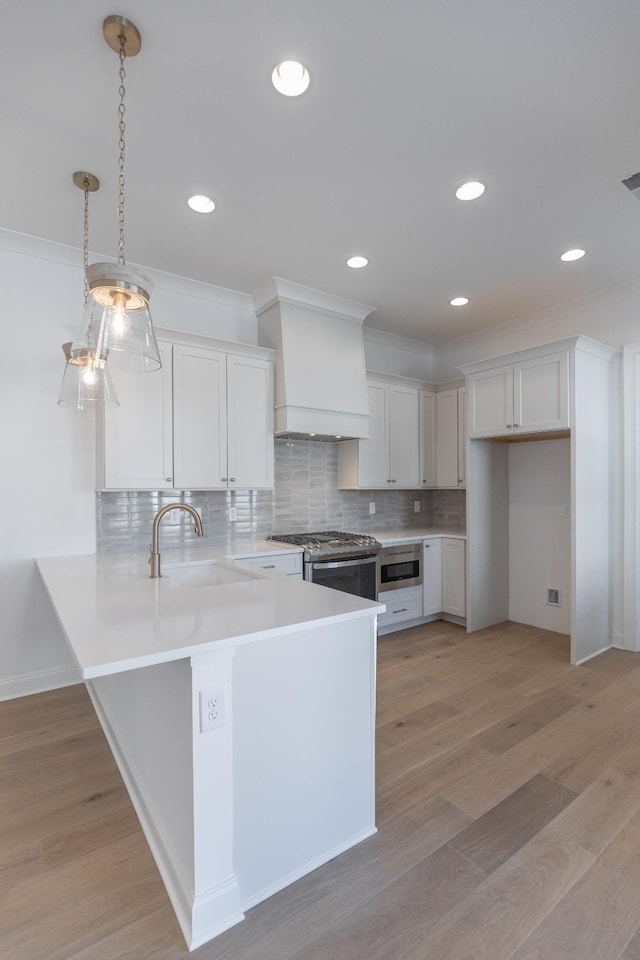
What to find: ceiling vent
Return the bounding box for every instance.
[622,171,640,200]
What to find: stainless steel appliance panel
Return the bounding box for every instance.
[377,543,422,593]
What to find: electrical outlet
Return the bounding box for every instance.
[199,686,226,732]
[369,502,376,515]
[546,587,561,607]
[414,500,421,513]
[229,506,237,521]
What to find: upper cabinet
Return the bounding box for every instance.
[337,380,419,489]
[467,351,569,439]
[97,336,274,491]
[339,375,465,491]
[436,387,466,488]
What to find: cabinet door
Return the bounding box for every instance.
[419,390,437,488]
[389,385,420,488]
[423,538,442,615]
[357,381,390,488]
[457,386,467,486]
[436,390,459,487]
[441,538,466,617]
[468,365,514,438]
[100,341,173,490]
[173,345,227,489]
[513,352,569,434]
[227,354,274,489]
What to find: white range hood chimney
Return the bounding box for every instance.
[254,277,375,440]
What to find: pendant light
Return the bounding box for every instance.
[71,15,161,374]
[58,172,120,410]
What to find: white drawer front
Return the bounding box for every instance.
[377,586,423,627]
[234,552,303,577]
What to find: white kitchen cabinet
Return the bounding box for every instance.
[457,386,467,486]
[337,379,419,489]
[419,389,437,488]
[377,585,423,629]
[231,552,303,578]
[98,340,174,490]
[436,389,459,487]
[98,337,274,491]
[422,537,442,615]
[441,538,466,617]
[468,351,569,438]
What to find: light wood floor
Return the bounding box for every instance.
[4,621,640,959]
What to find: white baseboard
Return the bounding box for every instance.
[240,825,377,914]
[611,630,632,651]
[575,644,612,666]
[0,665,80,701]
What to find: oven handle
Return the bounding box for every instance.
[309,556,378,571]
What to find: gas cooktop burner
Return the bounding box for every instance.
[268,530,381,560]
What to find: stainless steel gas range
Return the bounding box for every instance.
[267,531,381,600]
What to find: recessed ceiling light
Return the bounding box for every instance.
[187,194,215,214]
[560,248,586,262]
[450,297,469,306]
[346,256,368,269]
[272,60,310,97]
[455,181,485,201]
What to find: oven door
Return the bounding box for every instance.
[306,555,377,600]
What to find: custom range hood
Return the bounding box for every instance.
[254,278,375,440]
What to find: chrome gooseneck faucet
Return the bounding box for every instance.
[149,503,204,578]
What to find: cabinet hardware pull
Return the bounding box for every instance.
[506,424,512,429]
[513,423,519,428]
[425,544,430,548]
[262,564,276,569]
[393,607,408,614]
[391,478,396,483]
[221,477,228,482]
[229,477,236,482]
[165,477,172,482]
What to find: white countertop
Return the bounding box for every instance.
[374,528,466,546]
[37,545,384,680]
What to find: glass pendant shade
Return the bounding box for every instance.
[57,343,120,410]
[72,262,161,373]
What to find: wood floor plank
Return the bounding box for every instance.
[285,844,486,960]
[440,750,549,819]
[402,832,594,960]
[378,691,528,786]
[376,700,461,754]
[472,689,582,755]
[508,809,640,960]
[448,774,577,875]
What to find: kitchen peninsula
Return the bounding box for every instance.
[37,544,384,951]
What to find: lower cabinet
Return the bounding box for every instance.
[422,538,443,615]
[377,586,423,630]
[441,538,466,617]
[381,537,466,633]
[230,552,303,578]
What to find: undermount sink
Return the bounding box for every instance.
[162,560,260,588]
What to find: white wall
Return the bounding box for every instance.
[508,439,571,633]
[435,279,640,382]
[0,230,257,699]
[364,326,435,381]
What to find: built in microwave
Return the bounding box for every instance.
[377,543,422,593]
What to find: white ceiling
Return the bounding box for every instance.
[5,0,640,344]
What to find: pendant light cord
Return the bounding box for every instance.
[117,31,127,267]
[82,177,90,306]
